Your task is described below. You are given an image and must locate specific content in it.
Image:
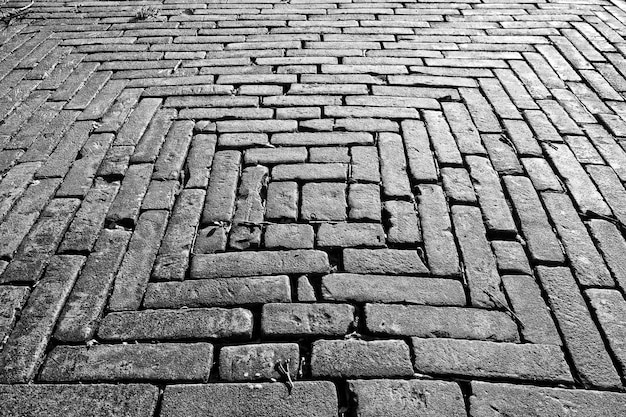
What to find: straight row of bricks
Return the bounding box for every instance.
[2,253,625,389]
[3,379,626,417]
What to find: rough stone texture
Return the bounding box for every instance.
[0,384,158,417]
[349,379,467,417]
[343,249,428,275]
[322,273,466,305]
[501,275,561,345]
[311,339,414,378]
[262,303,355,336]
[412,337,573,383]
[98,308,253,341]
[317,223,385,248]
[588,219,626,291]
[536,266,622,388]
[161,382,338,417]
[219,343,299,381]
[586,289,626,376]
[40,343,214,382]
[264,224,314,249]
[470,381,626,417]
[366,304,519,342]
[191,250,330,279]
[301,182,347,221]
[143,276,291,308]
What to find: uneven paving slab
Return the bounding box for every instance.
[2,0,626,413]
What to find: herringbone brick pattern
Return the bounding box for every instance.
[1,0,626,415]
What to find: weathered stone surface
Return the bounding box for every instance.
[264,224,314,249]
[144,276,291,308]
[40,343,214,382]
[322,273,465,305]
[191,250,330,279]
[586,289,626,376]
[262,303,355,336]
[343,249,428,275]
[470,381,626,417]
[349,379,466,417]
[348,183,382,221]
[98,308,253,341]
[536,266,622,388]
[0,286,29,345]
[266,181,298,221]
[0,384,158,417]
[317,223,385,248]
[311,339,413,378]
[366,304,519,342]
[161,382,337,417]
[418,184,460,276]
[384,200,421,244]
[412,338,573,383]
[501,275,561,345]
[201,150,241,224]
[588,219,626,291]
[301,182,347,221]
[0,255,85,383]
[219,343,299,381]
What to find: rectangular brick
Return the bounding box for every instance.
[0,255,85,383]
[412,337,572,383]
[262,303,355,337]
[536,266,621,388]
[201,150,241,224]
[191,250,330,279]
[161,382,337,417]
[40,343,213,382]
[98,308,253,341]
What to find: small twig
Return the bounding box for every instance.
[1,0,34,24]
[276,360,294,395]
[483,289,525,330]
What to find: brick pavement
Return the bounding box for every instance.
[1,0,626,415]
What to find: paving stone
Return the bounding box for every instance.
[322,273,465,305]
[264,224,314,249]
[501,275,561,345]
[418,184,460,276]
[0,285,30,347]
[536,266,622,388]
[470,381,626,417]
[317,223,385,248]
[491,240,532,275]
[98,308,253,341]
[272,163,348,181]
[1,198,80,284]
[40,343,214,382]
[161,382,337,417]
[366,304,519,341]
[245,147,307,165]
[401,120,438,182]
[185,134,217,189]
[412,337,573,383]
[0,255,85,383]
[55,229,131,342]
[466,156,517,235]
[219,343,300,381]
[587,164,626,226]
[116,99,165,146]
[521,158,563,192]
[543,142,612,217]
[191,250,330,279]
[441,167,477,203]
[588,219,626,291]
[503,176,565,264]
[586,288,626,375]
[384,200,421,244]
[265,181,298,221]
[105,163,152,227]
[423,110,463,165]
[343,249,428,275]
[108,210,169,311]
[262,303,355,337]
[201,150,241,224]
[144,276,291,309]
[348,183,381,222]
[301,182,347,221]
[541,192,613,287]
[349,379,466,417]
[451,205,504,308]
[0,384,158,417]
[152,120,194,181]
[311,339,413,378]
[351,146,381,183]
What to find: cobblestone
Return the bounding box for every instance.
[2,0,626,412]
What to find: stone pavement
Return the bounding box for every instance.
[1,0,626,415]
